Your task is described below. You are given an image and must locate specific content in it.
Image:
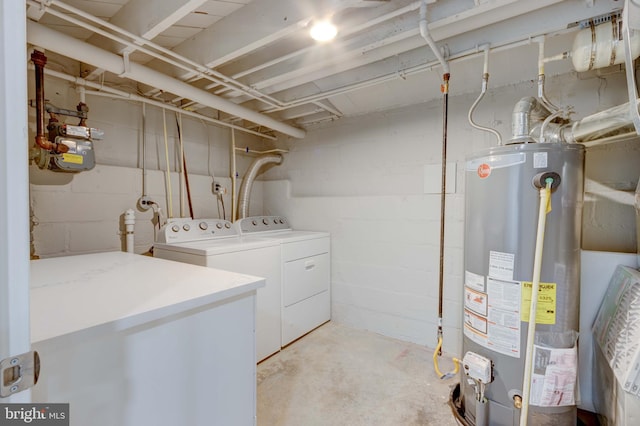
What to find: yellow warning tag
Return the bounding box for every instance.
[62,153,84,165]
[521,282,556,324]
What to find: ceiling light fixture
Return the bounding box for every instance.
[310,20,338,42]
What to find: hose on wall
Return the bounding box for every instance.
[236,154,283,220]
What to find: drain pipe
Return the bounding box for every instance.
[124,209,135,253]
[420,0,459,377]
[520,175,558,426]
[237,154,283,220]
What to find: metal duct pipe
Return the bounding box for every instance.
[562,99,640,145]
[26,21,306,139]
[237,154,283,220]
[510,97,552,144]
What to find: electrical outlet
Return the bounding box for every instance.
[213,181,227,195]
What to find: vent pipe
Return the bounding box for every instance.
[237,154,283,220]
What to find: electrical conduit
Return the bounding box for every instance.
[520,177,554,426]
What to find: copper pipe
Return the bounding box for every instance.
[31,50,68,153]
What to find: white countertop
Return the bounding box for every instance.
[30,252,265,343]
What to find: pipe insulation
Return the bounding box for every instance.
[237,154,283,220]
[26,21,306,139]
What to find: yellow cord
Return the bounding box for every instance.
[433,336,460,379]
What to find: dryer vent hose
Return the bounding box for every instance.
[237,154,283,220]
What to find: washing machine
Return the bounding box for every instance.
[153,218,281,362]
[236,216,330,346]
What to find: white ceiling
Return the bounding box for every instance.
[25,0,623,139]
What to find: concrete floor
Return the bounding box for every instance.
[257,322,459,426]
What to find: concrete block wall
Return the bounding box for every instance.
[28,74,266,258]
[263,70,640,355]
[30,165,261,257]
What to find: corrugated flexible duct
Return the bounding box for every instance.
[237,154,283,220]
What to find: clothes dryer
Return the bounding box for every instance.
[236,216,330,346]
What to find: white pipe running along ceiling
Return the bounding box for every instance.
[25,21,306,139]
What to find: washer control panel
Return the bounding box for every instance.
[236,216,291,234]
[156,218,237,243]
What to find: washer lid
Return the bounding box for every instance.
[256,230,330,243]
[154,235,280,256]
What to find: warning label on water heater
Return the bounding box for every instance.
[463,275,522,358]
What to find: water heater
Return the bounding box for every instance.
[456,143,584,425]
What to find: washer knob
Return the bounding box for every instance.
[171,225,180,233]
[216,222,223,229]
[252,220,257,226]
[279,219,284,224]
[199,222,208,230]
[263,218,269,225]
[224,223,231,229]
[183,224,190,231]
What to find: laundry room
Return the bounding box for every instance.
[2,0,640,425]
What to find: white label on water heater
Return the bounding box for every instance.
[486,278,521,358]
[533,152,548,169]
[488,251,515,281]
[529,345,577,406]
[465,271,485,292]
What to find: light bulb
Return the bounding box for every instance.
[310,21,337,42]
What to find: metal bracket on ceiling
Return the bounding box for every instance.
[120,51,131,78]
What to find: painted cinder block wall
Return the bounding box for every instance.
[28,67,640,356]
[29,74,267,258]
[262,69,640,355]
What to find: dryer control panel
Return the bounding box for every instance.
[236,216,291,234]
[156,218,237,243]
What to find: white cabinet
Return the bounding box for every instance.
[30,252,262,426]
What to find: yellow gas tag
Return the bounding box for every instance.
[521,282,556,324]
[62,153,84,165]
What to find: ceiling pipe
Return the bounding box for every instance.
[27,0,284,110]
[34,67,277,140]
[26,21,306,139]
